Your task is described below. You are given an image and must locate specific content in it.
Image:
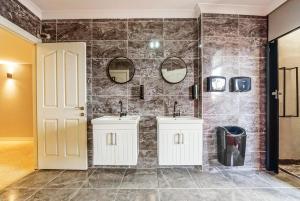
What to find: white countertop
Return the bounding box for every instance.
[156,116,203,124]
[92,115,140,124]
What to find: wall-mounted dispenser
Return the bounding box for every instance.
[192,84,198,100]
[230,77,251,92]
[207,76,226,92]
[7,73,13,79]
[140,85,144,99]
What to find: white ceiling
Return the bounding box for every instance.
[20,0,287,19]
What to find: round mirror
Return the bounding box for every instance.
[160,57,187,84]
[107,57,135,84]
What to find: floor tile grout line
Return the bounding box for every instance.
[157,181,161,201]
[113,168,127,201]
[68,169,97,200]
[156,168,159,189]
[24,170,65,201]
[13,186,300,190]
[186,168,199,188]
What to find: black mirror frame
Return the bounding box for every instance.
[106,56,135,84]
[160,56,188,84]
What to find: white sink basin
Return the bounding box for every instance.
[92,115,140,124]
[156,116,203,124]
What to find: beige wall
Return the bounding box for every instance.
[269,0,300,41]
[278,29,300,160]
[0,27,36,138]
[0,64,33,137]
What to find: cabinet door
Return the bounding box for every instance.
[94,130,115,165]
[180,130,202,165]
[115,130,138,165]
[159,130,182,165]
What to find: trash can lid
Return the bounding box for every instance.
[218,126,246,135]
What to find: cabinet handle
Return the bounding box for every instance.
[114,133,117,145]
[181,133,184,144]
[107,133,113,145]
[111,133,117,145]
[174,133,180,144]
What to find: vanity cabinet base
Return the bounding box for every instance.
[158,124,202,166]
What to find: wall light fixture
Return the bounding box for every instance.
[7,73,13,79]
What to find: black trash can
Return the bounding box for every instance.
[216,126,247,166]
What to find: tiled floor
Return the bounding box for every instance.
[280,164,300,178]
[0,140,35,189]
[1,168,300,201]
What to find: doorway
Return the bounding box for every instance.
[0,27,36,189]
[267,28,300,176]
[277,29,300,177]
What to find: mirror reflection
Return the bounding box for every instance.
[107,57,135,84]
[161,57,187,84]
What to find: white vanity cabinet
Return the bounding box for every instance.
[92,116,140,166]
[157,117,203,166]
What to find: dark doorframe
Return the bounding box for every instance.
[266,40,279,173]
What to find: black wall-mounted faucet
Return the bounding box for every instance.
[173,101,181,118]
[119,100,127,118]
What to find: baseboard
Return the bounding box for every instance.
[0,137,34,141]
[279,159,300,165]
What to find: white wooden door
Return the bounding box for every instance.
[115,130,138,165]
[94,130,115,165]
[37,42,87,169]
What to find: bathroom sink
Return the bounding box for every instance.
[92,115,140,124]
[156,116,203,124]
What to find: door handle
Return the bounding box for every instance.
[74,106,85,110]
[271,90,282,99]
[80,113,85,116]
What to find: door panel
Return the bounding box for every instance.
[159,130,181,165]
[37,42,87,170]
[64,51,79,107]
[43,51,58,107]
[180,131,202,165]
[44,119,59,156]
[94,130,115,165]
[65,119,80,156]
[115,131,137,165]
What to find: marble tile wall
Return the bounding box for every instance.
[0,0,41,37]
[200,13,267,170]
[41,18,200,167]
[1,0,267,170]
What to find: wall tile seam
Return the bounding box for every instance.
[202,17,268,21]
[139,149,157,151]
[91,58,196,60]
[204,151,266,154]
[123,40,199,42]
[46,19,198,23]
[201,55,267,58]
[91,95,196,97]
[202,114,266,117]
[201,36,267,39]
[201,14,267,19]
[90,57,201,59]
[202,112,267,115]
